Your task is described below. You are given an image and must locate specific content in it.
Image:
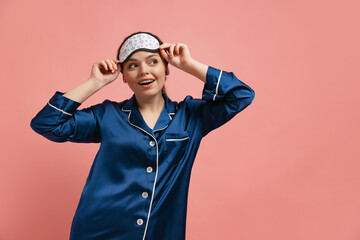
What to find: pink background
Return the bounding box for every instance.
[1,0,360,239]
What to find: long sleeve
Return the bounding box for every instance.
[200,66,255,136]
[30,91,107,143]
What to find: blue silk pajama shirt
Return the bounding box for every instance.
[30,66,255,240]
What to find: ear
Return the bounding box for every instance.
[165,66,170,75]
[122,75,127,83]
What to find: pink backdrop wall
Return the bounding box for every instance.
[1,0,360,239]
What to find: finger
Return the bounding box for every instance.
[99,60,108,71]
[175,43,181,55]
[160,48,170,62]
[160,46,170,58]
[113,59,120,66]
[105,59,114,70]
[169,44,175,58]
[177,43,187,55]
[111,59,118,71]
[104,59,115,72]
[179,43,190,57]
[159,43,172,49]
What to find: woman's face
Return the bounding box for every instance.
[122,51,168,100]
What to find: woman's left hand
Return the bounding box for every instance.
[159,43,194,71]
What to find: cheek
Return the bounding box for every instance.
[124,72,136,83]
[154,67,166,79]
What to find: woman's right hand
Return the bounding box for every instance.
[89,59,121,87]
[62,59,121,103]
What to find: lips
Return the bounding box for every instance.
[138,79,155,86]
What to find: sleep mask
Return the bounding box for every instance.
[118,32,161,63]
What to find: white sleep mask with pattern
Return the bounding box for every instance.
[118,33,161,63]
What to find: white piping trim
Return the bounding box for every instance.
[213,70,223,101]
[123,110,158,240]
[168,113,175,120]
[166,137,189,142]
[154,125,169,133]
[47,102,72,116]
[122,108,173,133]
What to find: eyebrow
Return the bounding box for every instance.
[127,54,159,62]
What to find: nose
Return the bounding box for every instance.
[139,63,150,76]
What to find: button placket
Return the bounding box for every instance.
[123,115,160,238]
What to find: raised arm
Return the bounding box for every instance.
[30,59,121,142]
[159,42,255,136]
[63,59,121,103]
[159,42,208,82]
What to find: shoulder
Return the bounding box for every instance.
[97,99,127,109]
[176,95,206,113]
[83,99,128,117]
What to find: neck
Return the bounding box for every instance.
[135,93,165,113]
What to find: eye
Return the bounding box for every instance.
[128,63,137,69]
[149,59,158,65]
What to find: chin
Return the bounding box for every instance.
[136,89,162,99]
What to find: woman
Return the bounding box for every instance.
[31,32,255,240]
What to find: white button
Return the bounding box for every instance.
[142,192,149,198]
[137,218,144,226]
[146,167,153,173]
[149,140,155,147]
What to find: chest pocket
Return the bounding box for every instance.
[165,131,190,166]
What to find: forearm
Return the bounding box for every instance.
[63,78,104,103]
[182,59,209,83]
[30,89,103,143]
[201,66,255,136]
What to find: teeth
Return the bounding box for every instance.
[139,80,154,85]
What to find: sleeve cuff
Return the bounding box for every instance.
[202,66,223,101]
[48,91,82,116]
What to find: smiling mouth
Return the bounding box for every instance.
[138,79,155,85]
